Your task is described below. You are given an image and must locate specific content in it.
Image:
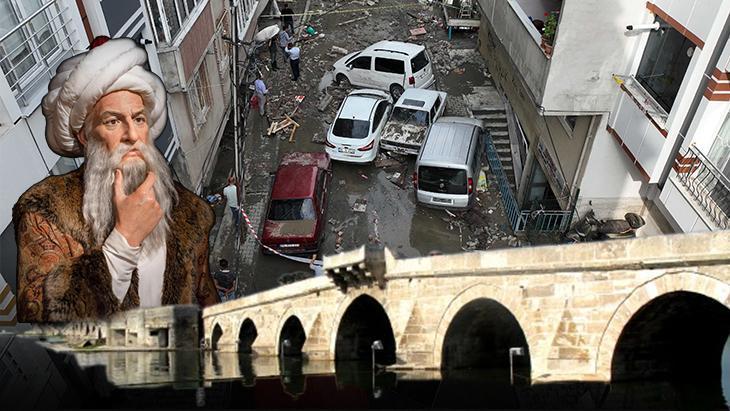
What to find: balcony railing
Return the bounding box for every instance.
[674,146,730,229]
[0,0,77,108]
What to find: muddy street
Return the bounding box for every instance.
[208,0,517,294]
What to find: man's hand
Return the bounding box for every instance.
[113,170,162,247]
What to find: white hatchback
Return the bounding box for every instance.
[325,89,393,163]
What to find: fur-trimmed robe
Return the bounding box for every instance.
[13,169,220,322]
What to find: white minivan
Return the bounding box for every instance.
[332,41,436,99]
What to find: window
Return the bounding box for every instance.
[410,50,429,73]
[371,101,388,132]
[315,171,326,207]
[188,62,211,132]
[0,0,68,105]
[146,0,203,44]
[392,107,428,126]
[374,57,404,74]
[268,199,316,220]
[350,56,371,69]
[708,113,730,179]
[418,166,467,194]
[214,13,229,79]
[332,118,369,138]
[636,17,695,112]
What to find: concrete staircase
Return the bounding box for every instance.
[464,86,517,190]
[472,107,515,190]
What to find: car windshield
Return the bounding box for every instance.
[418,166,467,194]
[411,51,429,73]
[333,118,370,138]
[392,107,429,126]
[268,199,316,220]
[345,51,361,64]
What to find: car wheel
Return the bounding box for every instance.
[336,73,350,88]
[390,84,404,100]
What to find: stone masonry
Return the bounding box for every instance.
[202,231,730,383]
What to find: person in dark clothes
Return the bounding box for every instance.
[213,259,237,301]
[268,37,278,70]
[281,3,294,31]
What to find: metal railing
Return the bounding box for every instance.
[485,132,573,232]
[0,0,77,107]
[675,146,730,229]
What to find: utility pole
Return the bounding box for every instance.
[230,0,240,184]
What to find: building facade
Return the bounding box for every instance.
[477,0,730,234]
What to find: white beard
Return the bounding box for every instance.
[82,135,178,249]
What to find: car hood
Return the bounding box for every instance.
[382,122,427,144]
[263,219,317,241]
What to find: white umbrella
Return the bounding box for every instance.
[254,25,280,43]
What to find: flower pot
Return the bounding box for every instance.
[541,36,554,57]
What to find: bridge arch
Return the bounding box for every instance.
[596,271,730,380]
[211,323,223,351]
[332,293,396,365]
[433,283,533,372]
[279,315,306,357]
[237,318,257,353]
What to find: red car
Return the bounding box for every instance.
[261,152,331,254]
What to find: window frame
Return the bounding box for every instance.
[0,0,67,104]
[146,0,203,45]
[350,56,371,70]
[188,60,212,134]
[634,17,695,113]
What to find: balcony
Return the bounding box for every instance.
[0,0,78,114]
[673,146,730,230]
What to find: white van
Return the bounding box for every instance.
[414,117,485,210]
[332,41,436,99]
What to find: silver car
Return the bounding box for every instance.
[414,117,485,210]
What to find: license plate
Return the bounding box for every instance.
[279,243,300,248]
[337,147,355,154]
[432,197,453,204]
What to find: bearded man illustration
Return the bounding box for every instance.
[13,38,219,322]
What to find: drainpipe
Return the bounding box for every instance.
[569,114,599,210]
[654,11,730,193]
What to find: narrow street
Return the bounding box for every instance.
[207,0,518,295]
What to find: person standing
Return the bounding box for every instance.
[212,259,237,302]
[268,37,278,70]
[279,27,291,63]
[285,42,301,81]
[254,75,268,116]
[223,176,240,228]
[281,3,294,31]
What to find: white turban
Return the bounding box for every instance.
[42,38,167,157]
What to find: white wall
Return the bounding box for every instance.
[0,112,54,228]
[579,119,645,203]
[541,0,648,113]
[652,0,725,44]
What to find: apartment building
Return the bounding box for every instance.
[477,0,730,234]
[0,0,264,323]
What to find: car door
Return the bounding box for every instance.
[371,100,391,144]
[374,56,406,90]
[346,55,372,87]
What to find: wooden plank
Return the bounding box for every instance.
[271,119,294,134]
[288,124,299,143]
[284,114,300,128]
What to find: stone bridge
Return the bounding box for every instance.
[202,231,730,383]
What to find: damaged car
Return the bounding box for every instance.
[261,152,331,255]
[380,88,447,156]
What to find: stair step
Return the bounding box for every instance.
[472,108,506,115]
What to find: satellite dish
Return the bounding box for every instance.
[254,25,280,43]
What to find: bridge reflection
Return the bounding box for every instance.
[67,349,728,409]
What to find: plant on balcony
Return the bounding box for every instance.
[541,11,559,56]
